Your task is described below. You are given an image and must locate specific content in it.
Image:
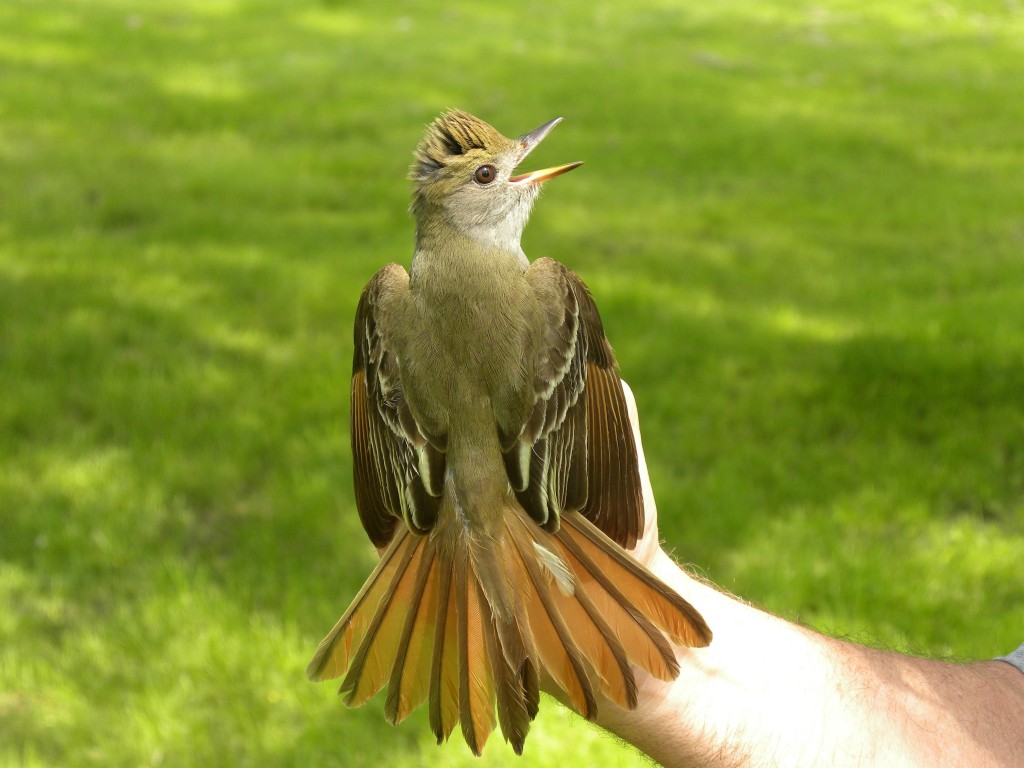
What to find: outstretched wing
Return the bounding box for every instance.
[510,258,643,549]
[351,264,443,548]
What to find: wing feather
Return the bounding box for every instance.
[351,265,442,547]
[517,259,643,548]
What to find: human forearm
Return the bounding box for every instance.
[597,551,1024,768]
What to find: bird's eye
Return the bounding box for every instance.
[474,165,497,184]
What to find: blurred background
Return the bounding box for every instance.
[2,0,1023,765]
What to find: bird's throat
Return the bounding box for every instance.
[412,191,536,264]
[411,219,530,284]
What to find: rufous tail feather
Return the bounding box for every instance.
[307,503,711,756]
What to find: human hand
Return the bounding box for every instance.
[590,383,1024,768]
[618,379,670,572]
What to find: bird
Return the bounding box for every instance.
[307,109,711,756]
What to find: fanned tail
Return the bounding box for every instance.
[554,511,712,673]
[307,503,711,756]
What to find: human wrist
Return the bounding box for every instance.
[597,549,858,768]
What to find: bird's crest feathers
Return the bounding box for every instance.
[411,109,512,182]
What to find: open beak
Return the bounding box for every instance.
[509,116,584,185]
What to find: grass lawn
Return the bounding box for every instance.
[2,0,1023,765]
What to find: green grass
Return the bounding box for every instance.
[2,0,1023,765]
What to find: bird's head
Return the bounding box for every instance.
[410,109,582,251]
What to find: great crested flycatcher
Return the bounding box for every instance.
[307,110,711,755]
